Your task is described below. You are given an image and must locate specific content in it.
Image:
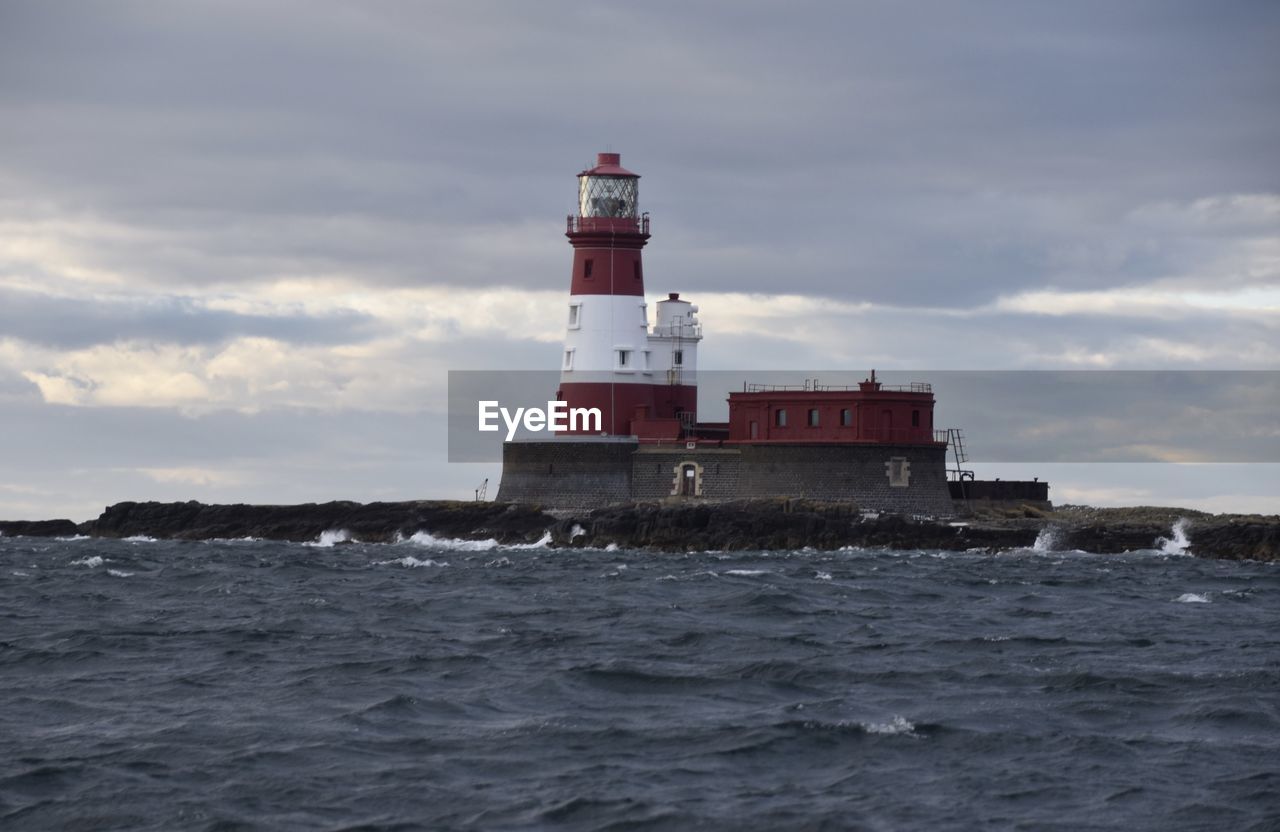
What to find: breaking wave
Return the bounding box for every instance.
[403,531,499,551]
[308,529,352,548]
[1157,518,1192,555]
[1031,526,1060,552]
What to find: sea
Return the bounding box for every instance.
[1,531,1277,831]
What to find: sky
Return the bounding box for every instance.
[1,1,1277,521]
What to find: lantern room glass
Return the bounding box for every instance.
[578,175,638,218]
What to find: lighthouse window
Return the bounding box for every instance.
[567,303,581,328]
[808,408,820,427]
[912,409,920,427]
[563,349,574,370]
[583,259,594,279]
[633,261,642,281]
[616,349,630,368]
[673,350,683,366]
[775,409,788,427]
[841,408,853,427]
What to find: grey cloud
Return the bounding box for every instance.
[1,1,1276,306]
[0,287,379,349]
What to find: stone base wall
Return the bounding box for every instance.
[496,440,635,509]
[632,447,744,500]
[949,480,1050,506]
[501,440,956,516]
[738,444,954,516]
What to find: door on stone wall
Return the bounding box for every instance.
[680,464,697,496]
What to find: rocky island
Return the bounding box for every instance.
[2,499,1276,562]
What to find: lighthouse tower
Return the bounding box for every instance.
[556,153,701,435]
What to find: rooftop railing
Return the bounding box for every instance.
[741,381,932,393]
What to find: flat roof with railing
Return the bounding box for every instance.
[739,381,932,394]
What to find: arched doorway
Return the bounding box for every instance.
[671,461,704,497]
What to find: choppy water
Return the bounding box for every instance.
[2,533,1278,831]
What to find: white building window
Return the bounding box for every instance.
[616,349,631,370]
[568,303,581,329]
[563,349,575,370]
[673,349,683,366]
[642,350,651,372]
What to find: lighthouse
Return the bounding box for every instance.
[555,153,701,435]
[497,151,993,515]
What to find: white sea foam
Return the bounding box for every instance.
[815,571,833,580]
[405,531,499,551]
[862,715,918,736]
[70,555,106,567]
[1157,518,1192,555]
[509,530,553,549]
[570,524,586,541]
[657,574,678,581]
[376,555,448,568]
[1175,592,1210,604]
[1031,527,1060,552]
[55,535,91,542]
[484,556,513,568]
[724,569,768,576]
[123,535,158,543]
[106,569,134,578]
[308,529,352,547]
[400,529,552,551]
[604,542,620,552]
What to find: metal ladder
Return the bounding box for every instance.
[947,429,975,503]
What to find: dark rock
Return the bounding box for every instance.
[1188,521,1280,562]
[0,519,80,538]
[7,499,1276,562]
[78,500,556,544]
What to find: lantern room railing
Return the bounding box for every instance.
[567,213,650,235]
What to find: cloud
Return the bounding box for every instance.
[0,285,379,349]
[137,467,243,487]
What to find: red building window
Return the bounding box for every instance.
[775,409,787,427]
[912,409,920,427]
[633,261,642,281]
[584,259,594,279]
[808,408,820,427]
[840,408,852,427]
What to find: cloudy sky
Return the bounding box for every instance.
[2,1,1277,521]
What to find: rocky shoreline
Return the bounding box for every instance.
[2,499,1277,562]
